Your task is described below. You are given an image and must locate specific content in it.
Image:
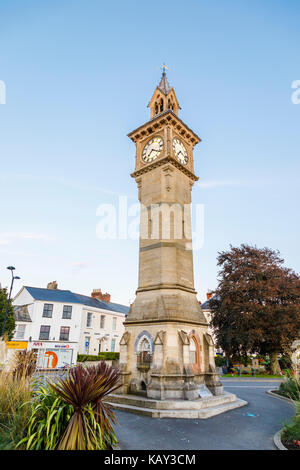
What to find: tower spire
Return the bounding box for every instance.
[148,65,180,118]
[158,63,171,95]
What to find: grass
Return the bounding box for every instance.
[0,371,33,449]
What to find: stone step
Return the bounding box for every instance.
[106,391,237,410]
[107,397,248,419]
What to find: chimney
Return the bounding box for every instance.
[206,291,213,301]
[47,281,58,290]
[91,288,111,303]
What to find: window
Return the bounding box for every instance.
[59,326,70,341]
[100,315,105,329]
[39,325,50,340]
[112,317,117,331]
[111,338,116,352]
[86,312,92,327]
[62,305,72,319]
[42,303,53,318]
[15,324,26,339]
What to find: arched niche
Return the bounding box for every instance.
[189,332,202,371]
[134,330,154,370]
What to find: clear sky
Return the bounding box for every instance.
[0,0,299,305]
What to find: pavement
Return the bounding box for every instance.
[114,378,295,450]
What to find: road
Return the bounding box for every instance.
[114,378,295,450]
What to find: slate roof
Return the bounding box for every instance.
[158,71,172,95]
[24,286,129,315]
[201,295,219,310]
[201,299,211,310]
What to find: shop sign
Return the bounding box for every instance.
[6,341,28,350]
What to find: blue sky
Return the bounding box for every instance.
[0,0,299,305]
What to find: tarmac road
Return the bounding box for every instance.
[114,378,295,450]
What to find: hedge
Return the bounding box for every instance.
[77,352,120,362]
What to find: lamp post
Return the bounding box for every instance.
[1,266,21,338]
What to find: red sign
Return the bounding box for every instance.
[43,351,58,369]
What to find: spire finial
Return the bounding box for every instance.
[161,63,168,76]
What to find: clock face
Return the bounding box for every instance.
[142,136,163,163]
[173,138,188,165]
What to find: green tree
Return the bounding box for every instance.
[210,244,300,375]
[0,288,15,340]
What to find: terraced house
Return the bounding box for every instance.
[10,283,129,369]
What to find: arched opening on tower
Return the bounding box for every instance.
[160,98,164,112]
[137,337,152,370]
[189,333,202,371]
[189,337,197,364]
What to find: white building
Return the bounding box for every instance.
[10,285,129,369]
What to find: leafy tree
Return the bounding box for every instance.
[210,244,300,375]
[0,287,15,340]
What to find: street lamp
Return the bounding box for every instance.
[1,266,21,338]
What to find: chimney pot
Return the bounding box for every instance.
[206,291,213,301]
[47,281,58,290]
[91,289,111,303]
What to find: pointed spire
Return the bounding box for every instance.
[158,64,171,95]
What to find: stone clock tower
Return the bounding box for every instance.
[110,71,246,417]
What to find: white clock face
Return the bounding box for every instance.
[142,136,163,163]
[173,138,188,165]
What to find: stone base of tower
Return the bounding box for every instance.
[115,289,246,418]
[118,293,224,401]
[105,392,248,419]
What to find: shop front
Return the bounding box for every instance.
[29,341,76,369]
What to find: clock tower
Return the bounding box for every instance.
[112,71,248,418]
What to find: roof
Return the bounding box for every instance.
[13,305,32,322]
[158,71,172,95]
[23,286,129,315]
[201,299,211,310]
[201,295,219,310]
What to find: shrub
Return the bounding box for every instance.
[215,356,226,367]
[278,374,300,401]
[18,385,73,450]
[281,402,300,446]
[0,371,32,449]
[77,352,120,362]
[77,355,99,362]
[20,362,121,450]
